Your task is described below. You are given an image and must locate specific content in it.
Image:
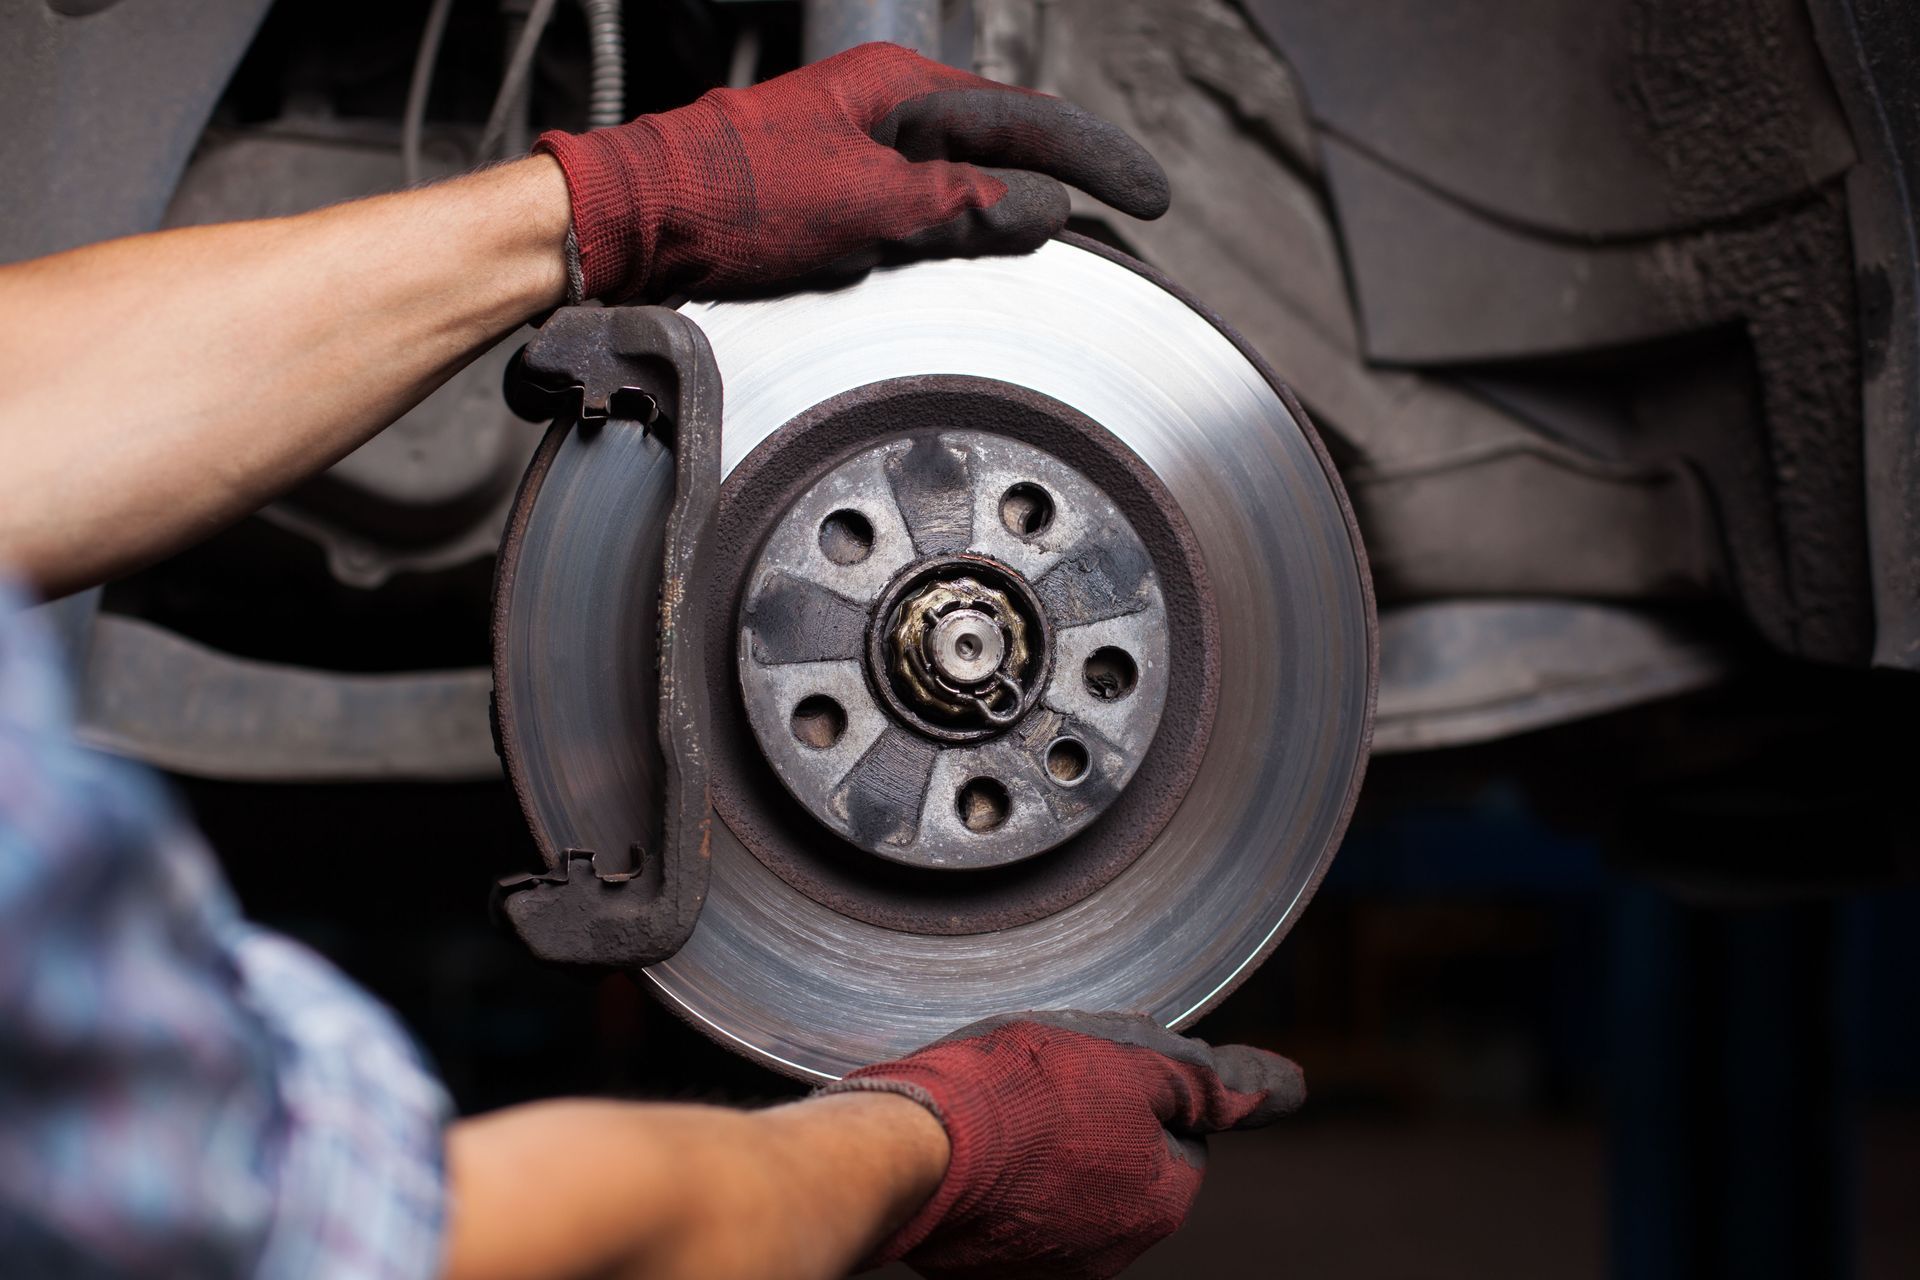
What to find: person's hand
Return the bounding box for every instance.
[533,42,1169,304]
[820,1010,1305,1279]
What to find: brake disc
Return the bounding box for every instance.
[494,236,1375,1080]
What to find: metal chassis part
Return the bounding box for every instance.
[1806,0,1920,668]
[492,307,721,969]
[802,0,941,63]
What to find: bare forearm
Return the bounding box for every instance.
[441,1093,950,1280]
[0,156,569,597]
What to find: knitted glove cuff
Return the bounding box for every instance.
[816,1066,995,1265]
[533,119,671,302]
[561,226,585,306]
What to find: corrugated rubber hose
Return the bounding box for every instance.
[580,0,627,129]
[410,0,622,182]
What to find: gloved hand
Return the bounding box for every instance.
[533,42,1169,303]
[820,1011,1305,1280]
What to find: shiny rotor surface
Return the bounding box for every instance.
[498,239,1373,1080]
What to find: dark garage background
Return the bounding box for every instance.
[189,661,1920,1280]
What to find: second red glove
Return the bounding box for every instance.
[821,1010,1305,1280]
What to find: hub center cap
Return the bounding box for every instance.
[870,557,1049,741]
[927,609,1004,684]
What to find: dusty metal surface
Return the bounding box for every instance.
[75,614,497,782]
[0,0,270,265]
[1242,0,1856,240]
[1031,0,1876,669]
[736,431,1168,870]
[802,0,941,63]
[1807,0,1920,670]
[493,237,1375,1078]
[1371,601,1739,753]
[1021,0,1733,610]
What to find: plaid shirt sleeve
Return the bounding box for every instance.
[0,586,451,1280]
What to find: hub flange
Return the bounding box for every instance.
[735,431,1170,871]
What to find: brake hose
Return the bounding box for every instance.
[410,0,623,182]
[580,0,627,129]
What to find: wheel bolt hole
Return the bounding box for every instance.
[790,695,847,749]
[999,483,1055,538]
[1083,647,1138,701]
[818,509,874,565]
[1045,737,1091,786]
[956,777,1010,832]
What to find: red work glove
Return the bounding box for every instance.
[533,42,1169,303]
[820,1011,1305,1280]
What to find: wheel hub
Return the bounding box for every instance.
[735,431,1170,871]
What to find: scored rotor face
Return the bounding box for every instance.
[494,237,1375,1080]
[736,431,1171,871]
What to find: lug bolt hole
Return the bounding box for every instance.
[956,777,1011,832]
[1045,737,1091,786]
[818,509,874,565]
[1083,647,1138,701]
[790,695,847,749]
[999,483,1055,539]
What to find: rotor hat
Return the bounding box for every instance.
[735,431,1171,871]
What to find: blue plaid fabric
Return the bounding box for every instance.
[0,586,450,1279]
